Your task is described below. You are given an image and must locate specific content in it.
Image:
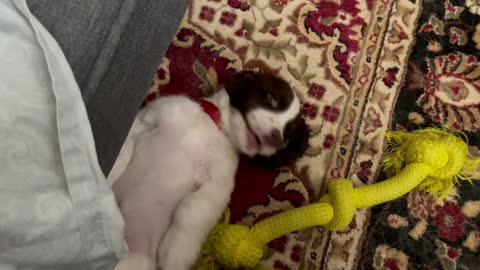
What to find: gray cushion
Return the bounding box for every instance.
[27,0,190,174]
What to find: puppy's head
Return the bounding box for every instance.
[225,70,309,167]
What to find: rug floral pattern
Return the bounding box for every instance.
[358,1,480,269]
[143,0,479,269]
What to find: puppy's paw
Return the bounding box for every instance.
[114,254,155,270]
[158,227,201,270]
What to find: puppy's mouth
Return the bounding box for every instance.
[251,128,262,145]
[245,121,261,150]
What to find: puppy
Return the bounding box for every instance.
[110,71,309,270]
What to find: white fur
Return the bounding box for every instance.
[109,89,299,270]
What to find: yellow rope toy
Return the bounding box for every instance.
[193,128,480,270]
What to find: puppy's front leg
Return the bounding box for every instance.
[107,117,150,186]
[158,177,233,270]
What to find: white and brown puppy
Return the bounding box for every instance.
[110,71,309,270]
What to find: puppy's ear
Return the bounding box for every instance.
[253,116,310,169]
[225,71,258,91]
[228,70,258,84]
[225,71,259,106]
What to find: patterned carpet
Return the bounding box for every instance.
[144,0,480,269]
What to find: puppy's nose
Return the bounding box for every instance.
[264,129,283,148]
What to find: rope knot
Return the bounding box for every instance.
[403,133,466,180]
[212,225,262,269]
[323,179,355,231]
[404,139,449,169]
[384,128,471,199]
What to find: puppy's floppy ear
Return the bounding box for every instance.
[225,70,258,92]
[226,70,258,85]
[252,116,310,169]
[225,70,259,107]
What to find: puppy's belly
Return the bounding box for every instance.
[113,135,218,260]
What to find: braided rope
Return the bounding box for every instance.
[193,128,478,269]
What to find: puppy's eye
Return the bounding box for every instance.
[267,93,278,108]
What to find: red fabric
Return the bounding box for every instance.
[229,156,279,223]
[199,99,221,128]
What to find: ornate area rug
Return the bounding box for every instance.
[359,1,480,269]
[143,0,480,269]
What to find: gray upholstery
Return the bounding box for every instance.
[27,0,190,174]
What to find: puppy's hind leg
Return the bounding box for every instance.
[158,160,236,270]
